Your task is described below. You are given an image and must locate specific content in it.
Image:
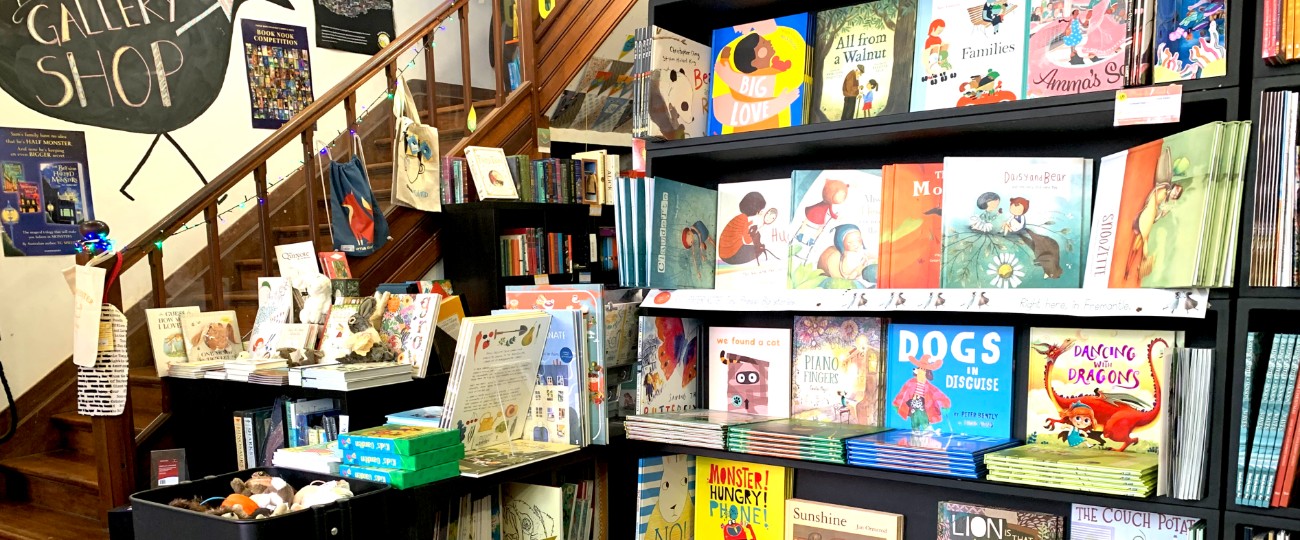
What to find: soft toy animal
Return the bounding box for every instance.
[339,297,396,364]
[296,273,333,325]
[231,472,296,515]
[276,347,324,367]
[291,480,354,511]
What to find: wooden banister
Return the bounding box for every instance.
[100,0,470,275]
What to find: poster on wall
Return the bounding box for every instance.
[242,20,316,130]
[313,0,395,55]
[0,128,95,256]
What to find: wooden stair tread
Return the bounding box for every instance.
[48,411,155,435]
[128,365,161,386]
[0,501,106,540]
[0,451,98,491]
[274,224,332,234]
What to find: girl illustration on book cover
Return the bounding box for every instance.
[710,19,807,134]
[892,355,951,433]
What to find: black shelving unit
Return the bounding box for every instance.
[1224,509,1300,540]
[441,201,616,316]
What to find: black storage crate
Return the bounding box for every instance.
[130,467,390,540]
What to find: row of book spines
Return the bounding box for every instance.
[500,229,574,276]
[1239,332,1300,507]
[441,157,479,205]
[233,408,271,470]
[1261,0,1300,63]
[289,409,341,447]
[596,231,617,272]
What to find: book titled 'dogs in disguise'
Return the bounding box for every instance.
[707,14,813,135]
[694,457,792,540]
[791,316,886,425]
[787,499,902,540]
[811,1,916,122]
[648,177,719,289]
[940,157,1092,289]
[886,324,1016,438]
[937,501,1063,540]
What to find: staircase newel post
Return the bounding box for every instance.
[254,163,275,275]
[424,33,439,125]
[81,252,136,524]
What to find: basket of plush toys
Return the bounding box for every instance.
[130,467,389,540]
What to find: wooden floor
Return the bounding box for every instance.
[0,501,107,540]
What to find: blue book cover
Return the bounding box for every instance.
[846,430,1019,455]
[636,455,695,540]
[846,456,982,478]
[884,324,1015,438]
[707,13,813,136]
[939,157,1091,288]
[648,177,718,289]
[846,447,980,467]
[1152,0,1226,82]
[1235,332,1258,505]
[494,309,587,446]
[846,452,982,472]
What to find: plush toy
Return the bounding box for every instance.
[276,347,324,367]
[291,480,354,511]
[231,472,296,514]
[296,273,333,325]
[168,497,253,520]
[339,298,396,364]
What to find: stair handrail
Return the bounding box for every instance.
[99,0,477,276]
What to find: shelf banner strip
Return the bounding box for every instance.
[640,288,1209,318]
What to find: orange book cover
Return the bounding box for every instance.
[880,163,943,288]
[1107,140,1162,288]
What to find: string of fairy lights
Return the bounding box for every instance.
[81,19,459,258]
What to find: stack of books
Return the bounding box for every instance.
[272,442,342,474]
[301,362,413,391]
[224,359,287,382]
[385,406,443,428]
[167,360,225,379]
[248,368,290,385]
[725,418,887,465]
[1236,332,1300,507]
[984,446,1158,497]
[339,425,464,489]
[846,431,1018,479]
[625,409,772,450]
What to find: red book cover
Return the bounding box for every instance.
[318,251,352,279]
[1273,360,1300,506]
[1106,139,1161,288]
[1264,0,1279,60]
[879,163,943,288]
[877,165,895,288]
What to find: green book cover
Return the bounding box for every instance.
[338,424,460,455]
[810,1,916,122]
[343,444,465,471]
[986,445,1158,473]
[340,460,460,489]
[728,417,888,442]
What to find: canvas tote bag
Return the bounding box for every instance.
[392,77,442,212]
[323,136,390,256]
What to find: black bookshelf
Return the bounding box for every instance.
[441,201,616,316]
[1224,509,1300,540]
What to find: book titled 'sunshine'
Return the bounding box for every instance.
[786,498,904,540]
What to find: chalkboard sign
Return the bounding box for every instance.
[1,0,294,134]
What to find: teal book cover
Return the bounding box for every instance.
[649,177,718,289]
[788,169,884,289]
[939,157,1091,288]
[885,324,1015,438]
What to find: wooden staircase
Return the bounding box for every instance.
[0,0,640,535]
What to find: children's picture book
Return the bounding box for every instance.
[145,306,201,377]
[791,316,885,425]
[811,1,916,122]
[180,311,244,363]
[319,300,364,364]
[715,179,792,290]
[503,483,565,540]
[318,251,352,278]
[338,424,459,455]
[648,177,719,289]
[707,13,813,135]
[707,326,793,417]
[694,457,791,540]
[637,316,702,414]
[879,163,944,288]
[911,0,1029,111]
[459,439,581,478]
[1026,328,1174,453]
[249,277,294,358]
[940,157,1092,288]
[38,162,90,225]
[439,311,552,450]
[636,454,695,540]
[645,26,711,140]
[1025,0,1130,98]
[1092,123,1222,288]
[788,169,884,289]
[1152,0,1226,82]
[1069,504,1201,540]
[494,308,587,446]
[378,293,443,378]
[464,146,520,200]
[885,324,1016,438]
[274,241,319,284]
[787,498,904,540]
[937,501,1064,540]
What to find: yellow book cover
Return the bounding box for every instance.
[694,457,791,540]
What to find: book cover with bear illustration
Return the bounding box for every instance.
[788,169,884,289]
[646,26,711,140]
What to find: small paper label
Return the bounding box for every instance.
[97,321,114,352]
[534,274,550,285]
[1115,85,1182,126]
[579,272,592,283]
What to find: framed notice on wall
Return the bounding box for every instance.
[242,20,316,130]
[313,0,396,55]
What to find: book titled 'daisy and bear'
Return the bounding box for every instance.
[631,0,1227,139]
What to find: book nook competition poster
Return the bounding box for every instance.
[0,127,95,256]
[313,0,395,55]
[242,20,315,130]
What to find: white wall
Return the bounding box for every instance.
[0,0,498,401]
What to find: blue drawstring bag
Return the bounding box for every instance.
[324,140,388,256]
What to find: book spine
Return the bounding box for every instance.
[1264,335,1300,504]
[1267,0,1280,60]
[1246,335,1283,506]
[233,415,246,470]
[1276,339,1300,506]
[242,413,255,470]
